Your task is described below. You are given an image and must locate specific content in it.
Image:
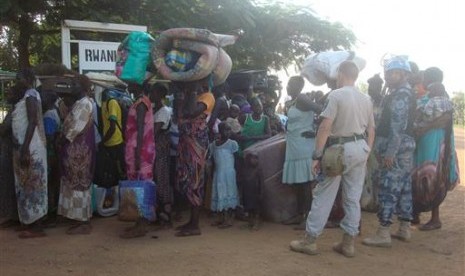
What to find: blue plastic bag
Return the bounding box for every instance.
[118,180,156,222]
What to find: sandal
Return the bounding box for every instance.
[18,229,46,239]
[174,228,201,237]
[419,221,442,231]
[175,221,192,231]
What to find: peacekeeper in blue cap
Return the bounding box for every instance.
[363,56,416,248]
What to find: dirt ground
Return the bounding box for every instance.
[1,128,464,276]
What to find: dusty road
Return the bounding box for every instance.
[0,128,463,276]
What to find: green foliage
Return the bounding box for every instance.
[0,0,356,72]
[452,92,464,126]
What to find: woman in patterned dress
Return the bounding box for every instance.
[120,82,155,238]
[175,80,215,237]
[57,74,96,235]
[11,69,48,238]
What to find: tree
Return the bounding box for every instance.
[452,92,464,126]
[0,0,356,72]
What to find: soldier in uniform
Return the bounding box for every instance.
[289,61,375,257]
[363,56,416,247]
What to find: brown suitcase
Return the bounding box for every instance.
[243,134,299,223]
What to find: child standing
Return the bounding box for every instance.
[237,97,271,230]
[225,104,242,136]
[210,122,239,228]
[41,91,61,218]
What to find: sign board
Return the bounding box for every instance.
[61,20,147,72]
[78,41,120,73]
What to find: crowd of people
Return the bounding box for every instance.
[0,56,460,259]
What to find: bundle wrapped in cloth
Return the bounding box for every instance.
[115,31,155,85]
[301,50,366,86]
[153,28,238,86]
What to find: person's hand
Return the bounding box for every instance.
[382,156,394,169]
[311,160,321,176]
[19,145,30,167]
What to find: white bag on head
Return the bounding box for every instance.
[301,50,366,86]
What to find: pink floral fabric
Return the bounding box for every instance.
[125,95,155,180]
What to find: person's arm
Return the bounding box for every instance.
[184,90,208,119]
[103,120,116,143]
[102,100,119,143]
[153,122,163,136]
[383,91,411,168]
[21,96,39,166]
[208,98,224,129]
[135,102,147,172]
[366,102,376,150]
[308,101,323,114]
[414,112,452,138]
[311,117,333,176]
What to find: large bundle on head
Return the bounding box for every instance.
[115,31,155,85]
[300,50,366,86]
[152,28,238,86]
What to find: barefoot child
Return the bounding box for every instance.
[210,122,240,228]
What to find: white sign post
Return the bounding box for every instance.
[61,20,147,72]
[78,41,120,73]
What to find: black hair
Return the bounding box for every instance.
[367,74,384,104]
[427,82,448,98]
[288,76,305,92]
[218,121,231,133]
[212,82,230,98]
[41,90,58,111]
[249,96,262,107]
[423,67,443,86]
[150,83,168,98]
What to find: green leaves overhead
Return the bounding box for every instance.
[0,0,355,71]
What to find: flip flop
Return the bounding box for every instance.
[66,224,92,235]
[419,222,442,231]
[174,228,201,237]
[175,222,191,231]
[18,230,46,239]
